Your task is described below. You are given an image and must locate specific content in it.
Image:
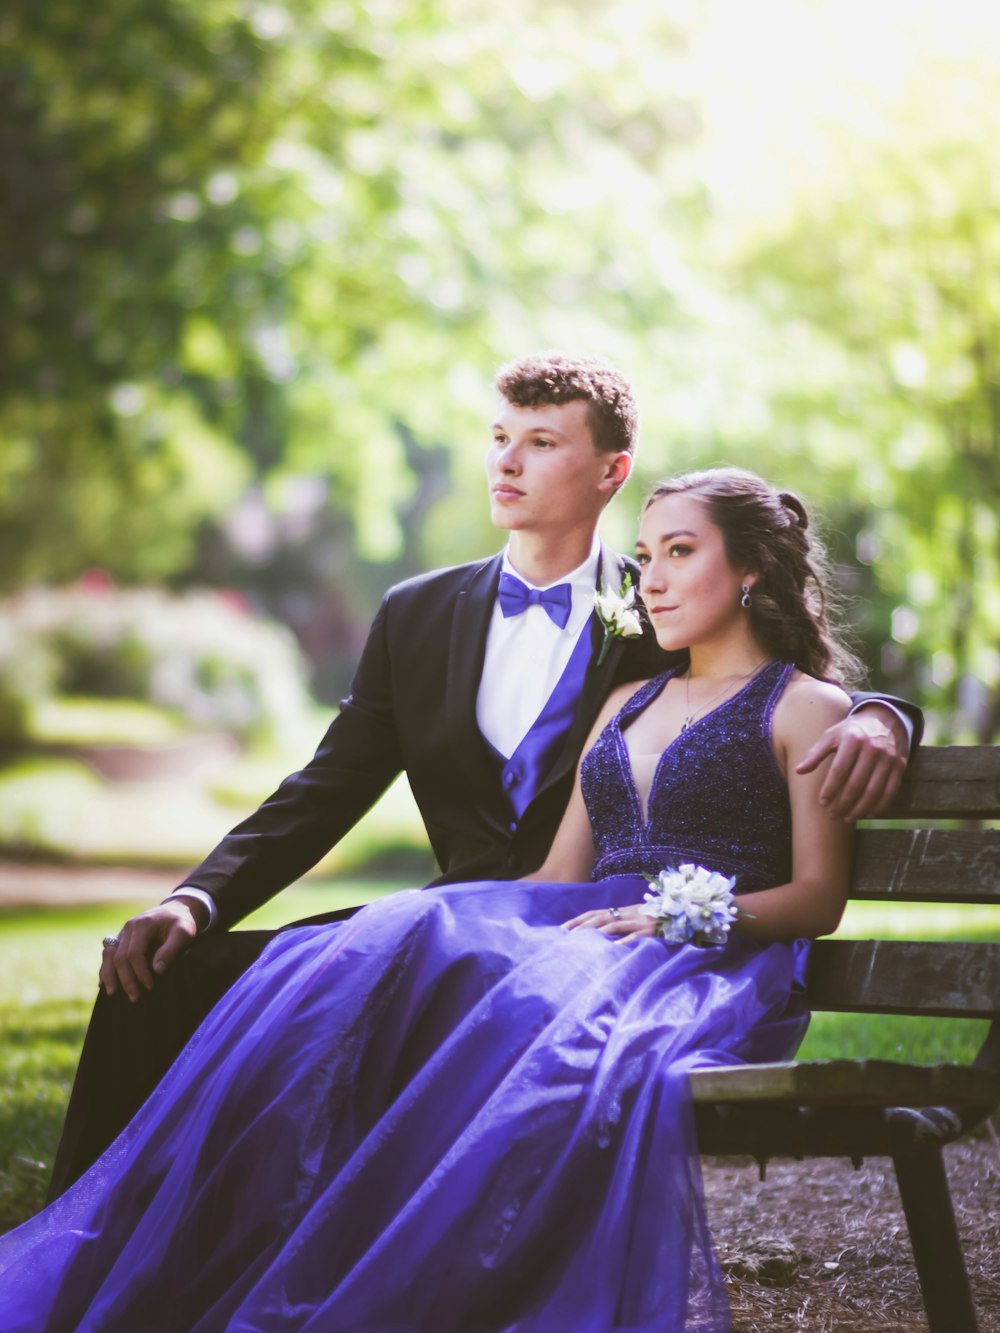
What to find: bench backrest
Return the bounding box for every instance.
[807,747,1000,1023]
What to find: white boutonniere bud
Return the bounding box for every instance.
[640,863,743,947]
[594,572,644,665]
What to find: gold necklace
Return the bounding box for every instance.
[681,658,771,732]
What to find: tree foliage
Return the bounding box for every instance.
[1,0,700,599]
[731,95,1000,738]
[9,3,1000,733]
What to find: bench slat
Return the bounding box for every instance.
[886,745,1000,818]
[689,1059,1000,1108]
[693,1103,992,1160]
[806,939,1000,1017]
[851,828,1000,903]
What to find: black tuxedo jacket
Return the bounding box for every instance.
[186,550,922,929]
[186,550,666,927]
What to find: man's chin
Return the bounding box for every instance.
[488,506,526,531]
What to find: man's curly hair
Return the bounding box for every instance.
[495,352,638,456]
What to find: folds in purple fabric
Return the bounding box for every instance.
[0,879,808,1332]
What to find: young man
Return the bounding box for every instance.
[51,353,917,1194]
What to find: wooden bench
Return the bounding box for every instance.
[689,745,1000,1332]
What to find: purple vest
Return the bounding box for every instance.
[499,614,596,822]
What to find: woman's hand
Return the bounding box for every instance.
[563,904,658,939]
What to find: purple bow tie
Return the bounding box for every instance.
[497,573,573,629]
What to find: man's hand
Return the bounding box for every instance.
[99,896,208,1002]
[796,704,910,822]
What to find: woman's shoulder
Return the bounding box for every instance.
[601,676,657,719]
[773,670,851,733]
[585,674,666,751]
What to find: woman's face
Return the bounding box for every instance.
[635,492,752,653]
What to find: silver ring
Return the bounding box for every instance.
[608,907,622,921]
[102,935,120,949]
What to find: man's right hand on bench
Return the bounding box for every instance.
[100,896,209,1002]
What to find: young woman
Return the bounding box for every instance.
[0,468,858,1332]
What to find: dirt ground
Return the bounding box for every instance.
[705,1133,1000,1331]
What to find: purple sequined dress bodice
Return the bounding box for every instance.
[582,660,795,891]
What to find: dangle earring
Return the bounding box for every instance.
[740,584,752,609]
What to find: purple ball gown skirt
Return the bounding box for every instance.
[0,662,809,1331]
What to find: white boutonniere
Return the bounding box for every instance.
[641,863,741,947]
[594,572,643,665]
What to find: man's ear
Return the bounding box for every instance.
[602,451,633,495]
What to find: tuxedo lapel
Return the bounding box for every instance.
[444,555,506,816]
[533,547,631,800]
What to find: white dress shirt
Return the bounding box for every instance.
[476,537,602,761]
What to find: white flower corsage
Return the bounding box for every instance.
[594,572,643,665]
[641,864,740,947]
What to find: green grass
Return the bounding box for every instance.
[798,900,1000,1064]
[0,895,996,1232]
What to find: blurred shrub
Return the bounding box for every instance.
[30,699,186,747]
[1,583,313,747]
[0,621,56,747]
[0,758,102,857]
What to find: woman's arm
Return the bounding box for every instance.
[733,676,854,941]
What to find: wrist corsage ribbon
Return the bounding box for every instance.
[641,864,740,947]
[594,573,643,665]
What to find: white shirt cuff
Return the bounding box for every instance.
[165,886,218,930]
[849,699,914,747]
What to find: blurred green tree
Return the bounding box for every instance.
[0,0,702,613]
[732,124,1000,738]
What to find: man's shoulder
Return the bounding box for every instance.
[381,545,638,611]
[384,555,501,604]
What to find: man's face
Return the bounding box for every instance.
[486,399,630,538]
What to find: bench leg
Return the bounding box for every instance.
[892,1146,979,1333]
